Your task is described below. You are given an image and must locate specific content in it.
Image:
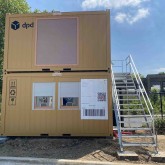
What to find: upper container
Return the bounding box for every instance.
[3,10,110,72]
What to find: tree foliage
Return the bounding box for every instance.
[0,1,30,60]
[149,88,165,114]
[158,72,165,74]
[0,0,30,92]
[150,88,159,105]
[155,118,165,134]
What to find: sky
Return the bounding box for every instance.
[26,0,165,76]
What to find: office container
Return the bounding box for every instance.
[1,10,112,136]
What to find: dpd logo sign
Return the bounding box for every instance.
[11,21,20,30]
[11,21,34,30]
[22,22,34,29]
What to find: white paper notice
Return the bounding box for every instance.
[81,79,108,120]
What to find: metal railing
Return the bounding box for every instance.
[111,65,123,151]
[112,55,154,119]
[126,55,157,152]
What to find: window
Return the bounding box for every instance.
[36,18,78,66]
[58,82,80,110]
[32,83,55,110]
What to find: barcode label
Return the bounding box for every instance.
[83,109,105,116]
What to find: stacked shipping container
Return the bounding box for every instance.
[1,10,112,136]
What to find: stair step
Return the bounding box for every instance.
[114,77,132,79]
[122,142,156,147]
[117,88,136,90]
[119,104,142,106]
[122,135,154,138]
[114,76,131,78]
[118,99,140,101]
[116,86,135,88]
[115,80,134,82]
[120,115,150,117]
[119,121,152,124]
[115,82,134,84]
[119,109,144,111]
[117,89,139,96]
[114,73,131,75]
[115,79,133,81]
[118,93,139,97]
[117,93,138,95]
[115,81,133,83]
[121,128,151,131]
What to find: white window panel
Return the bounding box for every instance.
[32,82,55,110]
[58,82,80,110]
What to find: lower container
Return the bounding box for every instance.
[1,72,112,136]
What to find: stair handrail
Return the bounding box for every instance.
[126,55,157,152]
[111,64,123,151]
[111,65,120,118]
[126,55,154,119]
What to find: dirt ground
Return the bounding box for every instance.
[0,135,164,164]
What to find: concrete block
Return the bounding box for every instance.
[117,151,139,161]
[151,152,165,162]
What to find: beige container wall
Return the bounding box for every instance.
[4,11,110,72]
[1,72,112,136]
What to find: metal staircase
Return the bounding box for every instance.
[111,55,158,153]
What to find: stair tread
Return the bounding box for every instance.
[115,79,132,81]
[119,109,144,111]
[116,86,135,88]
[119,121,152,123]
[117,94,138,96]
[114,76,131,77]
[118,99,140,100]
[117,89,135,91]
[120,115,152,118]
[122,135,154,138]
[121,128,151,130]
[122,142,156,146]
[117,90,136,91]
[119,104,142,105]
[119,108,143,110]
[120,114,151,117]
[115,82,134,84]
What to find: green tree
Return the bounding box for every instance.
[150,88,159,104]
[33,9,41,13]
[149,88,161,114]
[158,72,165,74]
[131,73,144,78]
[0,0,30,92]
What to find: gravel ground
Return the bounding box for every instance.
[0,135,164,164]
